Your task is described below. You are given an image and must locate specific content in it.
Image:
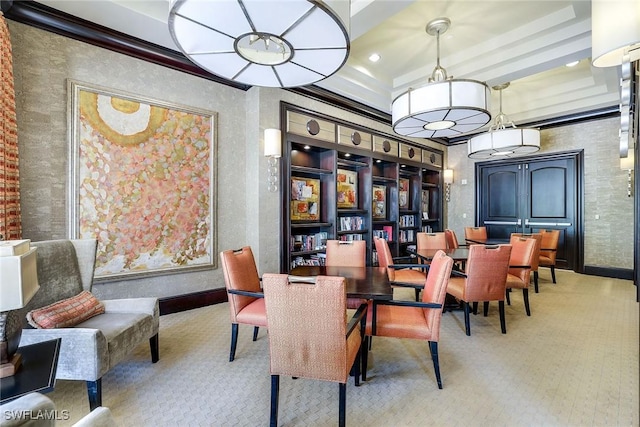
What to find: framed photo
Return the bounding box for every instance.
[372,185,387,219]
[291,177,320,221]
[336,169,358,209]
[68,80,217,280]
[421,189,430,219]
[399,177,410,209]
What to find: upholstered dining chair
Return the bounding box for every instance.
[364,250,453,389]
[325,240,367,309]
[444,229,460,249]
[505,236,537,316]
[262,274,366,427]
[374,236,427,301]
[416,232,447,251]
[464,226,487,242]
[538,229,560,283]
[511,233,542,292]
[219,246,267,362]
[446,244,512,335]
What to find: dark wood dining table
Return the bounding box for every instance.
[464,237,510,245]
[289,265,394,301]
[407,247,470,262]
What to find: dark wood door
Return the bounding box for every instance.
[477,153,580,270]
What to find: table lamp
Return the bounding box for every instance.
[0,240,39,378]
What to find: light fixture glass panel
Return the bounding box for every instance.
[521,128,541,146]
[394,115,430,130]
[455,123,490,133]
[404,129,436,138]
[292,49,348,76]
[410,83,451,111]
[451,81,489,108]
[171,16,235,54]
[286,7,348,49]
[275,62,325,87]
[455,112,491,125]
[468,133,493,152]
[236,63,281,87]
[242,0,314,36]
[432,128,462,137]
[413,110,448,123]
[174,1,250,38]
[492,129,520,149]
[591,0,640,67]
[191,53,250,80]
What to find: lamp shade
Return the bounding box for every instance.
[264,128,282,158]
[591,0,640,67]
[443,169,454,184]
[168,0,350,88]
[0,247,39,311]
[468,128,540,160]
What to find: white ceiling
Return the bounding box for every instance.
[33,0,622,139]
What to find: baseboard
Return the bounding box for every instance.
[159,289,227,315]
[583,266,634,281]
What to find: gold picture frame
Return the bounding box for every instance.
[372,184,387,219]
[291,177,320,221]
[337,169,358,209]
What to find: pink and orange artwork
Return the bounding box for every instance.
[70,81,216,279]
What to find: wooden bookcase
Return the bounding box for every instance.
[280,103,443,271]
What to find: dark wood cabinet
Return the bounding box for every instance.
[280,103,443,271]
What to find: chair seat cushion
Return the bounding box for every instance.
[539,256,554,265]
[365,302,432,340]
[446,276,465,299]
[393,269,426,284]
[26,291,105,329]
[506,274,527,289]
[235,298,267,327]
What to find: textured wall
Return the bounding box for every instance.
[446,117,634,269]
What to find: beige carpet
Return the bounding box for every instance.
[49,270,638,426]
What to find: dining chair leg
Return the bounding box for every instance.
[506,289,511,305]
[362,336,369,381]
[270,375,279,427]
[428,341,443,389]
[229,323,239,362]
[483,301,489,316]
[414,288,420,302]
[498,301,506,334]
[533,271,539,293]
[523,289,531,316]
[352,350,361,387]
[338,383,346,427]
[252,326,259,341]
[551,266,556,284]
[463,302,471,336]
[472,302,479,315]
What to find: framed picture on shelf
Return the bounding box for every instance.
[336,169,358,209]
[421,189,430,219]
[372,184,387,219]
[291,177,320,221]
[399,177,410,209]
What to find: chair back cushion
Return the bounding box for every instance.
[444,229,459,249]
[373,237,395,281]
[416,232,447,250]
[464,226,487,241]
[421,251,453,341]
[507,237,537,287]
[463,244,512,301]
[263,274,357,383]
[539,229,560,263]
[325,240,366,267]
[510,233,541,270]
[220,247,262,322]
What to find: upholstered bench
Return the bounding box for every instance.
[14,239,159,412]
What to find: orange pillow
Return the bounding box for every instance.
[27,291,105,329]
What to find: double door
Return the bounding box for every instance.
[477,153,581,270]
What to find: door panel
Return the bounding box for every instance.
[478,156,577,270]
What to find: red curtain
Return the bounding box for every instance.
[0,12,21,240]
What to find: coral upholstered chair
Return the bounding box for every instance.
[538,229,560,284]
[444,229,460,249]
[511,233,542,292]
[446,245,512,335]
[325,240,367,309]
[262,274,366,427]
[506,236,537,316]
[464,226,487,242]
[220,247,267,362]
[416,232,447,251]
[364,250,453,389]
[374,237,428,301]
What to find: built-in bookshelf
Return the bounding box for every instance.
[280,103,443,271]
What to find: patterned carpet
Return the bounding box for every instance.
[49,270,639,426]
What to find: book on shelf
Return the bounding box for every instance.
[0,239,31,256]
[291,232,328,252]
[339,216,364,231]
[339,234,364,241]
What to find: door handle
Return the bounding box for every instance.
[517,219,522,226]
[484,220,518,225]
[527,221,572,227]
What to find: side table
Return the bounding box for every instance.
[0,338,61,404]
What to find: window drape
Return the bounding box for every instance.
[0,12,21,240]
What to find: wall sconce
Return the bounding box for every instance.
[620,146,635,198]
[443,169,454,202]
[264,128,282,193]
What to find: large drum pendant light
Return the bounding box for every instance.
[392,18,491,139]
